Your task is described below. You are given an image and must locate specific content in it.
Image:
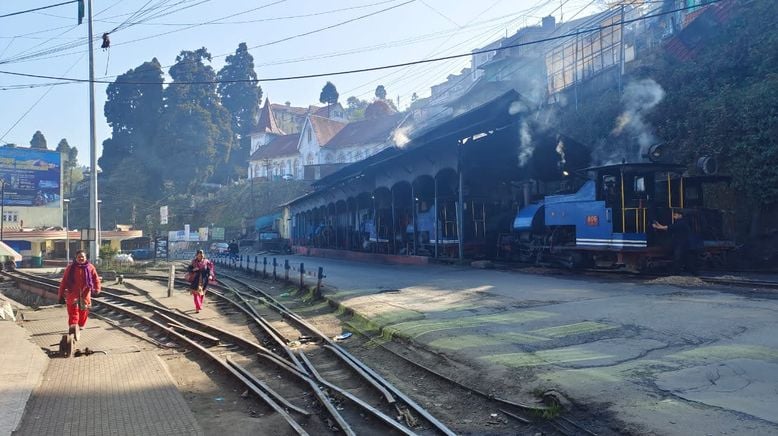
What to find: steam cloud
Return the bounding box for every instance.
[597,78,665,164]
[392,126,411,148]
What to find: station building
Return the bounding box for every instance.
[282,91,590,262]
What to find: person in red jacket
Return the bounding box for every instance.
[58,250,101,341]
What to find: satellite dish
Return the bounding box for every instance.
[696,156,718,175]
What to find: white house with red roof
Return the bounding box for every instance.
[248,99,408,181]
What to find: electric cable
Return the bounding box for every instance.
[0,0,720,89]
[0,1,79,19]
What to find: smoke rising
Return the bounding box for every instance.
[391,126,411,148]
[595,78,665,164]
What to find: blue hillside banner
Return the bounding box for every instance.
[0,147,61,208]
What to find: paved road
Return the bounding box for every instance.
[244,254,778,435]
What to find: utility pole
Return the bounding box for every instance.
[87,0,100,262]
[64,199,70,262]
[0,180,5,242]
[619,4,625,96]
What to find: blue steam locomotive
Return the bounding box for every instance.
[509,162,733,271]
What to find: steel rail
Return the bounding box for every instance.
[95,300,311,436]
[298,351,418,436]
[218,272,458,436]
[3,272,311,435]
[31,268,414,436]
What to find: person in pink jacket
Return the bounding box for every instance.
[187,249,214,313]
[58,250,101,341]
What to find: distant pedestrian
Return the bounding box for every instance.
[652,209,699,275]
[228,239,239,261]
[57,250,101,341]
[187,249,214,313]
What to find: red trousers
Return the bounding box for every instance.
[65,294,90,327]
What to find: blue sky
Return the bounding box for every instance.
[0,0,603,165]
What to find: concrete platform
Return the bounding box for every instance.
[0,321,48,436]
[2,304,202,436]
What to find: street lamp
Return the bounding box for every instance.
[63,199,70,262]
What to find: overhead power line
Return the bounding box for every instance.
[0,0,722,88]
[0,0,79,19]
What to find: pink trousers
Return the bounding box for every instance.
[193,292,204,311]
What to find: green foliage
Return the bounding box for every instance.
[217,42,262,138]
[559,1,778,218]
[157,48,234,190]
[217,43,263,183]
[56,138,80,197]
[375,84,387,100]
[346,96,368,120]
[100,58,163,176]
[650,0,778,209]
[30,130,47,149]
[319,81,339,106]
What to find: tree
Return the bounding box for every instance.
[56,138,70,153]
[217,42,262,181]
[56,138,80,196]
[375,85,387,100]
[648,0,778,236]
[30,131,47,149]
[319,81,339,117]
[156,48,233,191]
[345,96,369,120]
[100,58,163,175]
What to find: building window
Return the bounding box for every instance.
[3,211,18,222]
[307,128,312,143]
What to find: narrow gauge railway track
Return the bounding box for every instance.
[214,269,604,436]
[4,269,450,436]
[126,269,601,435]
[211,272,456,436]
[132,267,456,435]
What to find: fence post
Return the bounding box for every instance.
[167,264,175,298]
[272,258,277,281]
[299,262,305,290]
[315,266,325,299]
[284,259,290,282]
[263,257,268,278]
[254,256,258,276]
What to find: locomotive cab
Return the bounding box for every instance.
[512,162,732,271]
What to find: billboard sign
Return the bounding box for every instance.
[210,227,225,240]
[168,230,200,242]
[0,147,61,207]
[160,205,168,225]
[154,237,168,259]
